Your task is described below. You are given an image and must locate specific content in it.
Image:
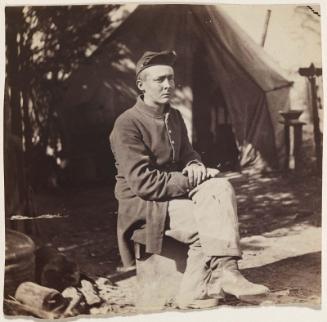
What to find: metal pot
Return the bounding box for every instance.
[4,229,36,297]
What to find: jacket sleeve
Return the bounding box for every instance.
[176,110,203,168]
[110,116,190,201]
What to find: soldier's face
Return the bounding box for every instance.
[137,65,175,106]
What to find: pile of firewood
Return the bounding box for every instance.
[4,247,136,319]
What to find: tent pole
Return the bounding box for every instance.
[261,9,271,47]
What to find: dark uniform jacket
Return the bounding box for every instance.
[109,96,201,267]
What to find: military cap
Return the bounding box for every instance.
[136,50,177,77]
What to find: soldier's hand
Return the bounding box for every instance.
[182,163,207,188]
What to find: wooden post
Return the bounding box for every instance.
[293,121,306,172]
[299,63,322,172]
[309,75,322,172]
[284,123,290,170]
[279,119,305,172]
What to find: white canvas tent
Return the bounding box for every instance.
[59,4,293,179]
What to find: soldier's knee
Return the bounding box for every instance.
[206,178,234,194]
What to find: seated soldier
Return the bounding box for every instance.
[109,50,269,309]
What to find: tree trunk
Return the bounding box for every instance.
[5,7,29,218]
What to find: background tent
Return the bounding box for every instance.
[59,4,293,182]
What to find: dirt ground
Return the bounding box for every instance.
[9,161,322,314]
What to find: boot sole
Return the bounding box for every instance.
[177,298,219,309]
[238,292,270,304]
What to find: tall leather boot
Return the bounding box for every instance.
[175,240,219,309]
[208,256,270,299]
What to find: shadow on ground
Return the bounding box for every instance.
[220,251,321,307]
[235,171,321,237]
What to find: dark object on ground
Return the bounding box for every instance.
[4,229,36,296]
[35,246,80,292]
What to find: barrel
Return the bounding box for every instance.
[4,229,36,297]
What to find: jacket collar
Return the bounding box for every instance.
[135,95,170,119]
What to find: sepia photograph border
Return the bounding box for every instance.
[0,0,326,321]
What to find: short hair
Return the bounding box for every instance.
[137,69,148,82]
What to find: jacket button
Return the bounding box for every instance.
[171,140,175,144]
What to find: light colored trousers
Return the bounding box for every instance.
[167,177,242,301]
